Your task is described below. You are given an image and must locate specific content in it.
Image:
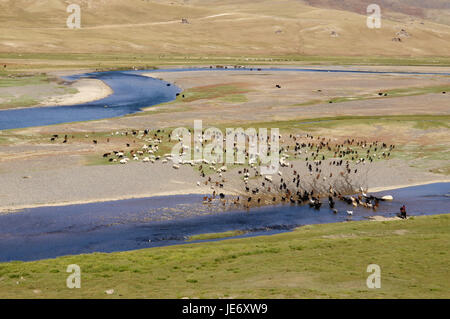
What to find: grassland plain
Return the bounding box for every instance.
[0,114,448,176]
[0,214,448,298]
[2,54,450,75]
[288,84,450,107]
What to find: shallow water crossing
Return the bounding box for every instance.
[0,182,448,262]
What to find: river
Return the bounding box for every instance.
[0,182,448,262]
[1,67,449,130]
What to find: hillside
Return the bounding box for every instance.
[0,0,449,57]
[302,0,450,25]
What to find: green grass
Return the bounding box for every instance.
[219,94,248,103]
[0,74,49,87]
[384,85,450,97]
[63,87,79,95]
[3,53,450,70]
[0,95,39,109]
[0,214,448,298]
[279,55,450,67]
[0,73,81,109]
[3,114,444,171]
[430,166,450,175]
[83,155,117,166]
[214,115,449,172]
[393,144,450,162]
[127,110,447,136]
[214,115,450,132]
[290,85,450,108]
[292,99,323,107]
[188,231,247,242]
[0,130,49,145]
[178,84,250,103]
[133,105,193,116]
[331,85,450,103]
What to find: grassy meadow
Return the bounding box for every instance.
[0,214,448,298]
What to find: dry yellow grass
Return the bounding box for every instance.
[0,0,449,57]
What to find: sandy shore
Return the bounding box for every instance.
[368,180,450,193]
[1,178,446,214]
[0,160,239,213]
[368,216,402,221]
[0,190,239,214]
[0,155,447,213]
[41,78,113,106]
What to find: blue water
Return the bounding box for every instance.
[1,67,449,130]
[0,182,448,262]
[0,71,181,130]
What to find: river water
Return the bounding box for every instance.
[1,67,449,130]
[0,71,181,130]
[0,182,448,262]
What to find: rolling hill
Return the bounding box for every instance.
[302,0,450,25]
[0,0,449,57]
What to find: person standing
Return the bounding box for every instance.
[400,205,407,219]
